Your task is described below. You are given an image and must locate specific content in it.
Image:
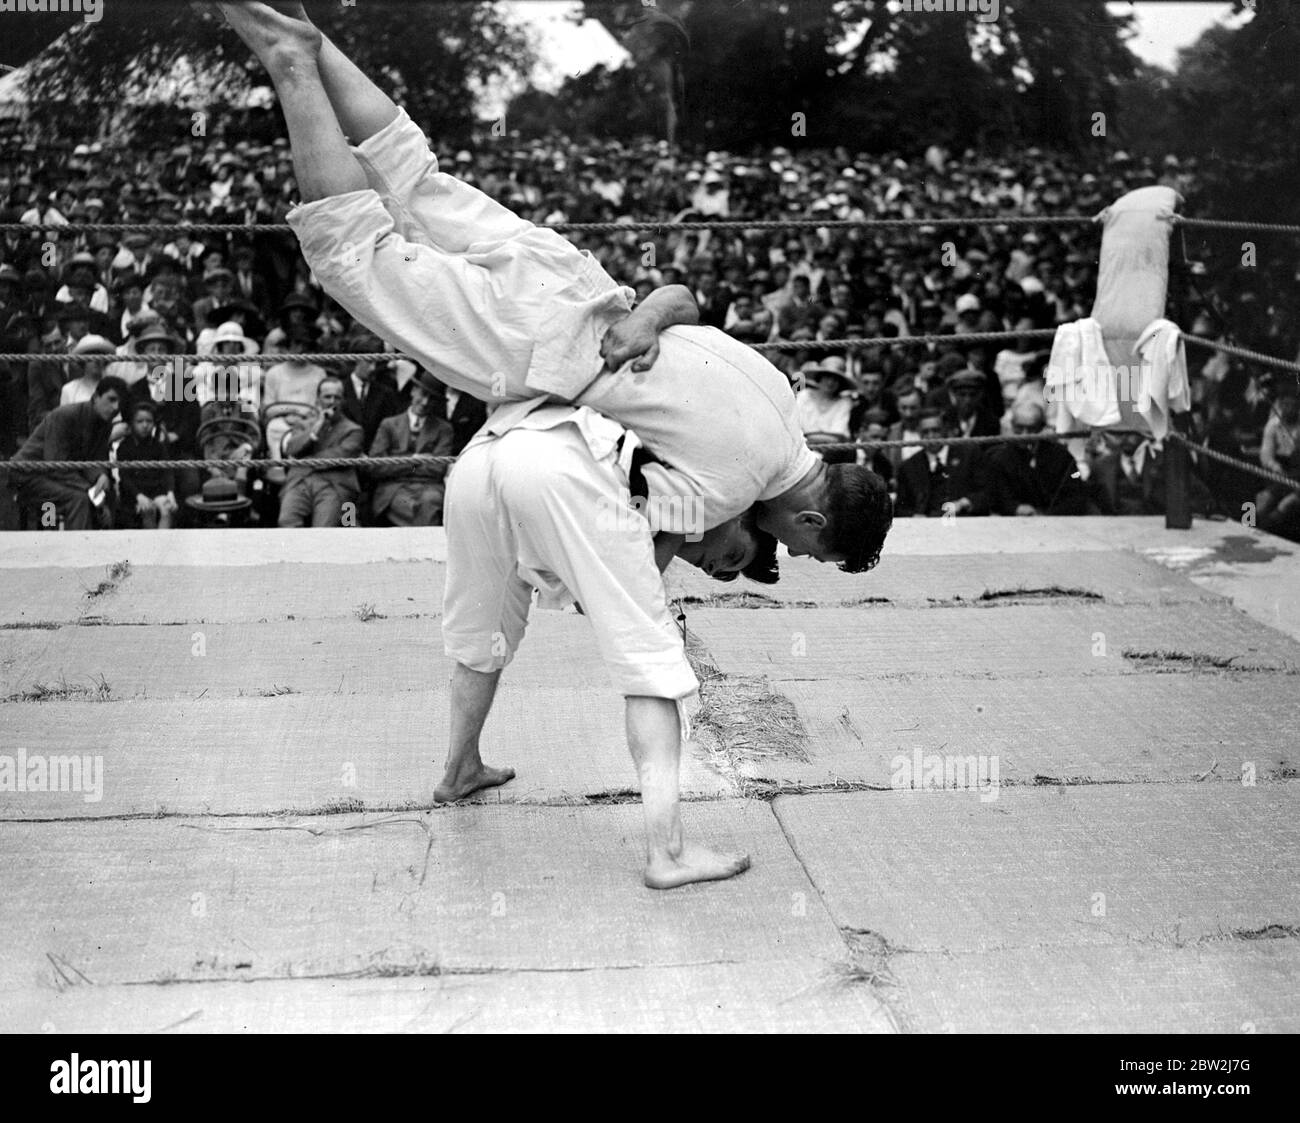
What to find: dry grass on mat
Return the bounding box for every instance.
[2,672,112,704]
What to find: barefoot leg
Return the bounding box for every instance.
[626,696,751,889]
[433,663,516,802]
[214,2,365,202]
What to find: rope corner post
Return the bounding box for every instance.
[1164,414,1194,531]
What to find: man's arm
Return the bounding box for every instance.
[1260,420,1283,474]
[599,285,700,373]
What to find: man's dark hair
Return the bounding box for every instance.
[93,375,129,401]
[711,508,779,585]
[129,399,158,421]
[918,406,945,424]
[819,462,893,574]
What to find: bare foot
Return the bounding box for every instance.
[214,1,322,69]
[433,762,516,804]
[644,843,751,890]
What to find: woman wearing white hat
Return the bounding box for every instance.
[194,320,262,412]
[59,334,118,407]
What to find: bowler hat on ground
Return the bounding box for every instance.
[185,476,251,513]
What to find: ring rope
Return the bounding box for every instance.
[9,430,1297,497]
[0,330,1060,364]
[0,215,1098,236]
[1172,217,1300,235]
[0,432,1092,474]
[8,215,1298,237]
[1164,433,1300,493]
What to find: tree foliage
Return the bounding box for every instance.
[556,0,1137,153]
[18,0,534,144]
[1145,0,1300,224]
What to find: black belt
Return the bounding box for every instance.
[615,434,666,503]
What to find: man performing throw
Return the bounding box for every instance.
[216,2,893,888]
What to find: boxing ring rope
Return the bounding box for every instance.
[7,214,1300,504]
[0,215,1097,237]
[0,430,1097,475]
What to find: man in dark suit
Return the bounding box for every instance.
[367,369,455,526]
[894,407,990,518]
[279,374,364,527]
[339,330,405,449]
[421,370,488,456]
[1091,431,1165,516]
[12,376,126,530]
[229,242,270,316]
[987,402,1089,516]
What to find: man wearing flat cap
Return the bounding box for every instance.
[945,366,1001,438]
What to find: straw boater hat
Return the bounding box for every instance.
[210,321,259,355]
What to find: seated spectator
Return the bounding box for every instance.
[124,321,202,503]
[114,399,178,530]
[1256,385,1300,532]
[262,323,327,476]
[195,319,262,410]
[59,334,116,407]
[55,252,110,314]
[278,375,363,528]
[205,297,267,351]
[339,329,405,450]
[855,407,894,486]
[192,267,237,331]
[263,292,318,355]
[12,376,126,530]
[993,317,1040,398]
[887,383,925,473]
[722,292,772,343]
[421,370,489,456]
[795,357,858,462]
[854,367,896,427]
[945,366,1002,438]
[228,241,268,312]
[772,274,821,338]
[987,402,1088,516]
[367,370,455,527]
[895,407,990,518]
[1090,430,1164,516]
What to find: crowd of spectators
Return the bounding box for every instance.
[1,120,1296,537]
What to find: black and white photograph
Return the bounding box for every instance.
[0,0,1296,1061]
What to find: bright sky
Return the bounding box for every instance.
[1111,2,1246,70]
[503,0,1247,83]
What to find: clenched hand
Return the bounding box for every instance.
[600,314,661,373]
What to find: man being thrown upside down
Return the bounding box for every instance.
[216,2,892,888]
